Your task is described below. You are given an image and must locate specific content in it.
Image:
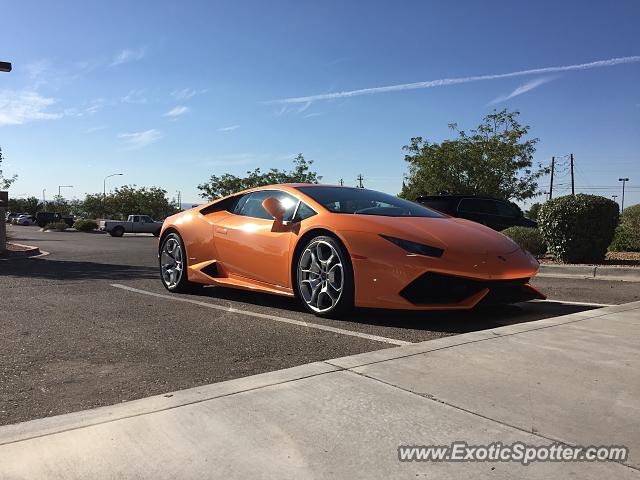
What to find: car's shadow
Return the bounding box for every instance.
[0,258,157,281]
[190,285,598,334]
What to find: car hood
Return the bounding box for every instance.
[349,215,520,255]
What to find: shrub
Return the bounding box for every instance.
[609,204,640,252]
[501,226,546,257]
[538,194,619,263]
[43,221,68,232]
[73,219,98,232]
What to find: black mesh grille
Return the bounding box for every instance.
[400,272,530,305]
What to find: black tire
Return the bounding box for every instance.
[159,232,198,293]
[294,235,354,318]
[110,226,125,237]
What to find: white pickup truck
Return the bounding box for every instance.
[99,215,163,237]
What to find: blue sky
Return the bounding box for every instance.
[1,0,639,208]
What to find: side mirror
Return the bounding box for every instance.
[262,196,285,222]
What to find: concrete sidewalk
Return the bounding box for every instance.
[1,303,639,479]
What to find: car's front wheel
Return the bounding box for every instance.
[295,235,354,317]
[160,232,197,293]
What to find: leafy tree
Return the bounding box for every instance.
[197,154,321,200]
[399,110,548,201]
[526,202,543,221]
[0,146,17,190]
[8,196,42,216]
[48,195,70,214]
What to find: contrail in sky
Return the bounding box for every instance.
[265,56,640,104]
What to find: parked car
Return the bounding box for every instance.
[5,212,24,223]
[35,212,75,228]
[13,214,36,226]
[416,195,537,231]
[158,184,544,317]
[99,215,163,237]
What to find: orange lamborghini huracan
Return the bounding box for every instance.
[158,184,544,317]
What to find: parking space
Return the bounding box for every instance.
[2,225,638,426]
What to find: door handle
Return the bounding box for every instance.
[216,227,228,235]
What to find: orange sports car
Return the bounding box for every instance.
[158,184,544,316]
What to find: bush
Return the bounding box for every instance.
[609,204,640,252]
[43,221,68,232]
[538,194,619,263]
[73,219,98,232]
[501,226,546,257]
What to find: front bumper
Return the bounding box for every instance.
[343,231,543,310]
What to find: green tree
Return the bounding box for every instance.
[8,196,42,216]
[197,154,322,200]
[0,146,17,190]
[399,110,548,201]
[526,202,543,221]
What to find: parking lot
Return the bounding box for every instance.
[2,225,639,426]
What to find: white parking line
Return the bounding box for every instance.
[111,284,412,346]
[531,299,615,307]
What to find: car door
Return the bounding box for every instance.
[213,190,299,287]
[129,215,141,233]
[140,215,156,232]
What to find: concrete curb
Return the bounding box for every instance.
[2,300,639,445]
[538,264,640,282]
[0,242,41,258]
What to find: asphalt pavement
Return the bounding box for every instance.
[2,225,639,426]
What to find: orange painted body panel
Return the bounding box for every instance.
[160,184,543,310]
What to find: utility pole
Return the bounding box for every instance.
[611,194,618,206]
[339,179,344,186]
[549,157,555,200]
[619,178,630,212]
[570,153,575,195]
[42,189,46,208]
[356,174,364,189]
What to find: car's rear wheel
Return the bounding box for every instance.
[110,226,124,237]
[295,235,354,317]
[160,232,196,293]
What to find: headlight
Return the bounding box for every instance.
[380,235,444,258]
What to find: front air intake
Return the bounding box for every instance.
[400,272,530,305]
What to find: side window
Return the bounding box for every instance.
[237,191,272,219]
[494,201,520,218]
[458,199,496,215]
[132,215,140,223]
[292,202,317,222]
[141,216,153,223]
[200,194,242,215]
[236,190,299,221]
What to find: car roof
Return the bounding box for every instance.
[417,195,509,202]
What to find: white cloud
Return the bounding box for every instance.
[121,89,148,104]
[265,55,640,104]
[118,129,163,149]
[171,88,196,100]
[488,76,557,105]
[0,90,62,126]
[164,105,190,118]
[217,124,240,132]
[110,48,146,67]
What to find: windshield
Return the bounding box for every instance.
[296,186,445,218]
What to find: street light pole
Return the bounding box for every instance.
[0,59,11,251]
[619,178,630,212]
[58,185,73,197]
[103,173,123,218]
